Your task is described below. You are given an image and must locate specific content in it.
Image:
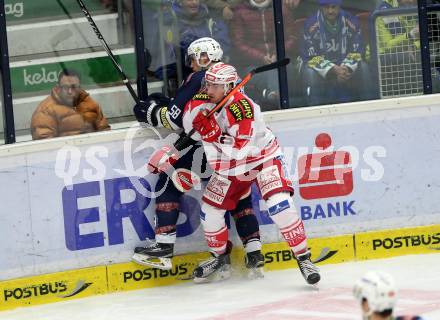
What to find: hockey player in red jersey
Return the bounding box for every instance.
[178,62,320,284]
[354,271,424,320]
[134,38,264,279]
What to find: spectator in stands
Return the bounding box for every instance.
[230,0,299,110]
[300,0,370,106]
[205,0,241,21]
[155,0,231,86]
[31,69,110,140]
[375,0,420,96]
[376,0,419,54]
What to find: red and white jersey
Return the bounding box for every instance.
[182,91,282,176]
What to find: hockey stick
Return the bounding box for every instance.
[75,0,140,104]
[174,58,290,150]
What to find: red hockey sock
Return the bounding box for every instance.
[280,219,308,255]
[204,226,229,255]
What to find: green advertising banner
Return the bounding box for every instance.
[10,52,136,96]
[5,0,105,23]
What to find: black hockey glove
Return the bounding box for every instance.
[149,92,171,106]
[133,100,154,125]
[174,131,198,151]
[133,93,172,126]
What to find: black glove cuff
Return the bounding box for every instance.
[174,132,198,151]
[146,101,161,127]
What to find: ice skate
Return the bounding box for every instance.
[296,251,320,285]
[245,250,265,279]
[132,242,174,270]
[192,253,231,284]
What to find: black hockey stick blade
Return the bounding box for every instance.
[252,58,290,75]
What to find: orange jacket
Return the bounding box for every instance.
[31,89,110,140]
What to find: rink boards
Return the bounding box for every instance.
[0,224,439,311]
[2,94,440,311]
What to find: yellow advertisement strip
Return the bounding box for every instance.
[262,234,355,272]
[356,224,440,260]
[0,266,107,311]
[108,234,355,293]
[107,251,211,292]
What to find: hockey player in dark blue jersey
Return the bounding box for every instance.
[300,0,371,106]
[354,271,424,320]
[131,37,264,279]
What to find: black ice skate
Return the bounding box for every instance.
[296,251,320,285]
[245,250,265,279]
[132,242,174,270]
[192,253,231,284]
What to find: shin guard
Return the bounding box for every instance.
[201,203,228,255]
[155,202,179,243]
[231,195,261,253]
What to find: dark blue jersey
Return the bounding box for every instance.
[161,71,205,130]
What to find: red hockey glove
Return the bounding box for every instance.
[147,145,179,174]
[192,110,221,143]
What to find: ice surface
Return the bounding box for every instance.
[0,253,439,320]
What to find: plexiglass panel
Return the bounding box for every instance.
[141,0,284,111]
[289,0,381,107]
[6,0,136,142]
[0,70,5,145]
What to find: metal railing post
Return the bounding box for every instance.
[0,0,15,144]
[273,0,289,109]
[418,0,433,94]
[132,0,149,101]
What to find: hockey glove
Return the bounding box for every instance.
[133,93,171,126]
[133,100,159,126]
[192,110,221,143]
[147,145,180,174]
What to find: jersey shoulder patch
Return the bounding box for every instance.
[192,92,210,101]
[227,96,254,122]
[228,102,244,121]
[237,98,254,119]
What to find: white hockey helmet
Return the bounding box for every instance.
[186,37,223,68]
[353,271,397,313]
[204,62,240,95]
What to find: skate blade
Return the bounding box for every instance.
[193,268,232,284]
[177,274,195,281]
[247,267,264,280]
[131,254,172,270]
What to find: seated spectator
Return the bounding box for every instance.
[375,0,420,96]
[205,0,241,21]
[175,0,231,64]
[230,0,298,110]
[300,0,371,106]
[154,0,231,87]
[376,0,419,54]
[31,69,110,140]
